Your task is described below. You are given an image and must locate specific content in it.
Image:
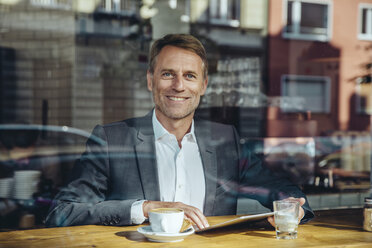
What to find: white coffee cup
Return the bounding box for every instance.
[148,208,184,233]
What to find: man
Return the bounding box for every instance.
[46,34,313,229]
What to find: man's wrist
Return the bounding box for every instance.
[142,200,150,218]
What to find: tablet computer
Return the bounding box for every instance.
[195,212,274,233]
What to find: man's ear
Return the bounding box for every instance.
[200,76,208,96]
[147,70,153,91]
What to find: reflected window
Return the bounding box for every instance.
[356,83,372,115]
[30,0,71,9]
[284,0,332,41]
[197,0,240,27]
[99,0,136,13]
[358,4,372,40]
[281,75,331,113]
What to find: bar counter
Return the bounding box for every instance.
[0,209,371,248]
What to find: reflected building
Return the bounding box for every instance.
[190,0,269,138]
[267,0,372,136]
[0,0,370,227]
[0,1,76,127]
[0,0,152,131]
[0,0,270,137]
[266,0,371,195]
[0,0,371,137]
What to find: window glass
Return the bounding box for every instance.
[300,2,327,34]
[281,75,330,113]
[0,0,370,233]
[203,0,240,26]
[362,8,367,34]
[284,0,330,40]
[359,5,372,39]
[286,1,293,32]
[210,0,219,18]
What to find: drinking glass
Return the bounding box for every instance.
[273,199,299,239]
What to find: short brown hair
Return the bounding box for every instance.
[148,34,208,79]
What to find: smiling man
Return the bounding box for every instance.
[147,44,207,143]
[46,34,314,229]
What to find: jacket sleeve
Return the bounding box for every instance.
[237,133,314,223]
[45,125,138,227]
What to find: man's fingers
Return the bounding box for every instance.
[267,216,275,227]
[184,211,205,230]
[299,207,305,223]
[172,202,209,230]
[289,197,305,222]
[286,197,306,206]
[299,197,306,206]
[195,210,209,228]
[183,207,209,230]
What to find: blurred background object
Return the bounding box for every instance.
[0,124,105,229]
[0,0,371,228]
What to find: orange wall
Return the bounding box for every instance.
[331,0,372,131]
[267,0,372,134]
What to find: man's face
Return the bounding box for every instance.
[147,45,208,121]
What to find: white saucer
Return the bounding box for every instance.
[137,226,194,243]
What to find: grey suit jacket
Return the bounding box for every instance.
[46,112,313,227]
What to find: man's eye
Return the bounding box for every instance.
[186,74,196,79]
[163,72,172,77]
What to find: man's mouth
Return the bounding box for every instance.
[167,96,189,101]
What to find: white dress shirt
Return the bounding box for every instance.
[130,110,206,224]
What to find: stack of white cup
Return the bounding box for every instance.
[13,170,41,200]
[0,178,14,198]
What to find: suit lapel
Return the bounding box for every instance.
[134,113,160,201]
[195,120,217,216]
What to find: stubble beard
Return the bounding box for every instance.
[153,92,200,120]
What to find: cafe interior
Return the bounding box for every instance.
[0,0,371,246]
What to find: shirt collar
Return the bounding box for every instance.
[152,109,196,142]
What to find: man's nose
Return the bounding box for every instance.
[172,75,185,91]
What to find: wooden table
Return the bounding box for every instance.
[0,209,371,248]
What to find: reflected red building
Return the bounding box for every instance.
[267,0,372,136]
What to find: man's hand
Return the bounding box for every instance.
[143,201,209,230]
[267,197,306,227]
